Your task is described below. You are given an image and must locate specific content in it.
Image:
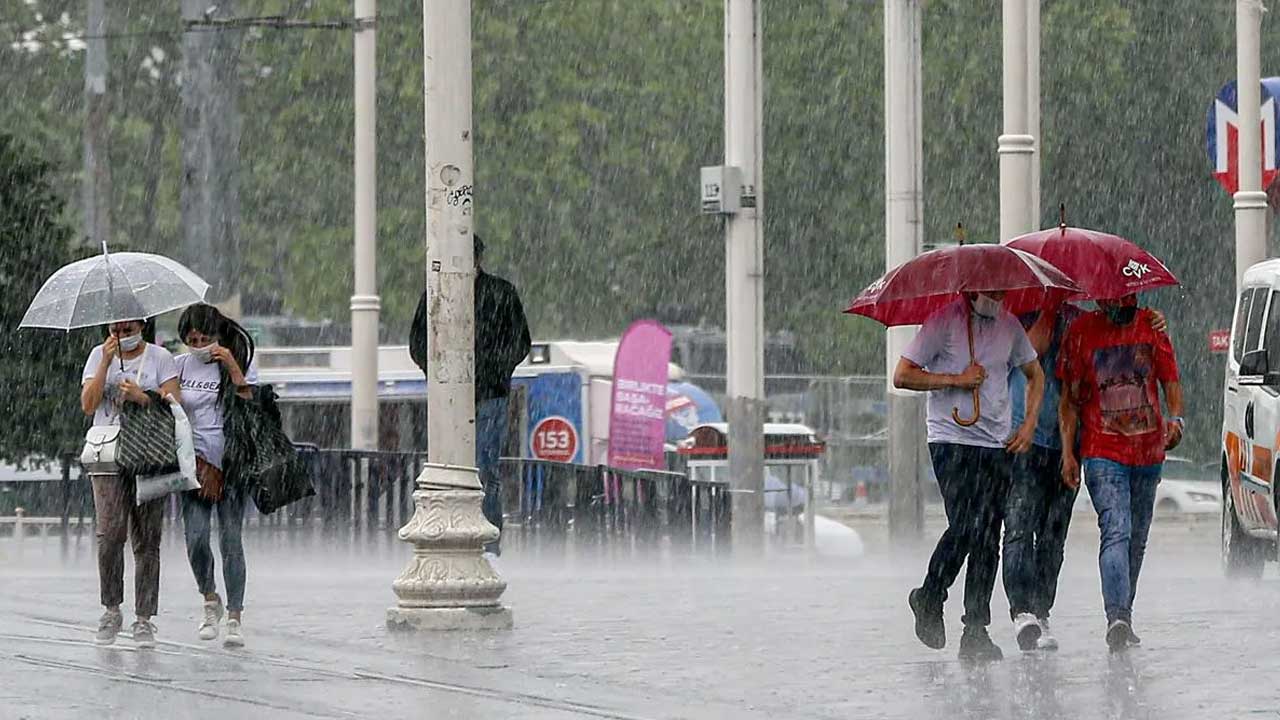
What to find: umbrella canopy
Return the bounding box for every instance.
[844,243,1080,326]
[20,249,209,330]
[665,382,722,443]
[1004,225,1178,300]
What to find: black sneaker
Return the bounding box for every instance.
[909,588,946,649]
[958,626,1004,662]
[1106,620,1132,653]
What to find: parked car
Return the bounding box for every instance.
[1220,259,1280,578]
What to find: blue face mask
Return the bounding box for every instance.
[118,333,143,352]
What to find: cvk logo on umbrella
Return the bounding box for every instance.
[1122,259,1151,279]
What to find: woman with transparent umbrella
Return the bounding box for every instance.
[80,318,180,648]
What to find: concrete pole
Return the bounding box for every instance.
[1236,0,1269,287]
[83,0,111,250]
[884,0,925,543]
[724,0,767,553]
[350,0,380,451]
[1027,0,1041,227]
[388,0,510,631]
[999,0,1035,242]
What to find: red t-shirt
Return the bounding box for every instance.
[1057,309,1179,467]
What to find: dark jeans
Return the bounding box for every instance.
[181,484,247,612]
[477,397,509,552]
[1002,444,1078,620]
[1083,458,1161,624]
[919,443,1013,628]
[91,473,164,617]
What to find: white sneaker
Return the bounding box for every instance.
[224,618,244,648]
[1037,619,1060,651]
[198,597,224,641]
[1013,612,1043,652]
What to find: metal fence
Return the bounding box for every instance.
[0,450,743,554]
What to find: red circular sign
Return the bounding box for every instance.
[531,416,579,463]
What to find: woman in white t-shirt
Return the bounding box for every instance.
[175,303,258,649]
[80,318,181,649]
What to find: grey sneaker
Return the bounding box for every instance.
[95,609,123,646]
[131,620,157,649]
[198,597,224,641]
[224,618,244,648]
[1106,619,1131,653]
[1036,618,1060,651]
[1013,612,1043,652]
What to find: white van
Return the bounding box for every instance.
[1221,259,1280,576]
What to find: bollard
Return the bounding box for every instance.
[14,507,25,543]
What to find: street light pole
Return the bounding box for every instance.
[351,0,380,452]
[724,0,767,552]
[999,0,1035,242]
[83,0,111,251]
[1236,0,1269,287]
[884,0,925,543]
[388,0,510,632]
[1027,0,1041,226]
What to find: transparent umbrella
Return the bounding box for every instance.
[19,245,209,331]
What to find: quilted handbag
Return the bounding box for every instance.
[117,391,180,477]
[80,425,121,474]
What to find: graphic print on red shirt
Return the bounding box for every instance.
[1058,309,1179,467]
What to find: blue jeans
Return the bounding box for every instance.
[1083,458,1161,625]
[1003,445,1078,620]
[476,397,509,550]
[181,484,247,612]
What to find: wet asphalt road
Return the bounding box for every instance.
[1,512,1276,720]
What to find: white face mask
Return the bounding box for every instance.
[971,294,1002,319]
[190,343,218,364]
[118,333,143,352]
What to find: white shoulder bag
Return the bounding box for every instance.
[79,346,145,474]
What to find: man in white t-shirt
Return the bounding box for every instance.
[893,292,1044,663]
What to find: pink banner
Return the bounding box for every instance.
[608,320,673,470]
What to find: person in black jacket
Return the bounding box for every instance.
[410,235,531,554]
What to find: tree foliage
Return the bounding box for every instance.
[0,0,1267,458]
[0,134,97,464]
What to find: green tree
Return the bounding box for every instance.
[0,134,97,463]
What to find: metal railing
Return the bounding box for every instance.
[2,450,745,554]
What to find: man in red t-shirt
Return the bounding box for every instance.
[1058,293,1183,652]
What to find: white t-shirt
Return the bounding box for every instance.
[174,353,259,470]
[82,343,180,427]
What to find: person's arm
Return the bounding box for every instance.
[505,288,532,372]
[80,342,115,416]
[408,290,429,375]
[1026,310,1055,356]
[1007,360,1044,454]
[1059,384,1083,488]
[211,346,254,399]
[159,377,181,404]
[893,357,982,392]
[1163,380,1185,450]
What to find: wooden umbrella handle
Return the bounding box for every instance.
[952,304,981,427]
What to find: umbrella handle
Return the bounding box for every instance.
[952,302,982,427]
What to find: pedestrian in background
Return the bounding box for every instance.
[410,234,531,555]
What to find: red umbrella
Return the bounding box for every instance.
[1004,215,1178,300]
[844,242,1079,427]
[843,243,1080,326]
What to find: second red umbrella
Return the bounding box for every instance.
[1004,224,1178,300]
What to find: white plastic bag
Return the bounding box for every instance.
[135,396,200,505]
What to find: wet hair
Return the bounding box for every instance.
[178,303,256,403]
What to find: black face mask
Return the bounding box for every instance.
[1104,305,1138,325]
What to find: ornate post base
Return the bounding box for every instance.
[387,464,512,631]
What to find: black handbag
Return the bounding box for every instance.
[225,384,315,514]
[117,390,179,477]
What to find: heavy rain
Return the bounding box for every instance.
[0,1,1277,718]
